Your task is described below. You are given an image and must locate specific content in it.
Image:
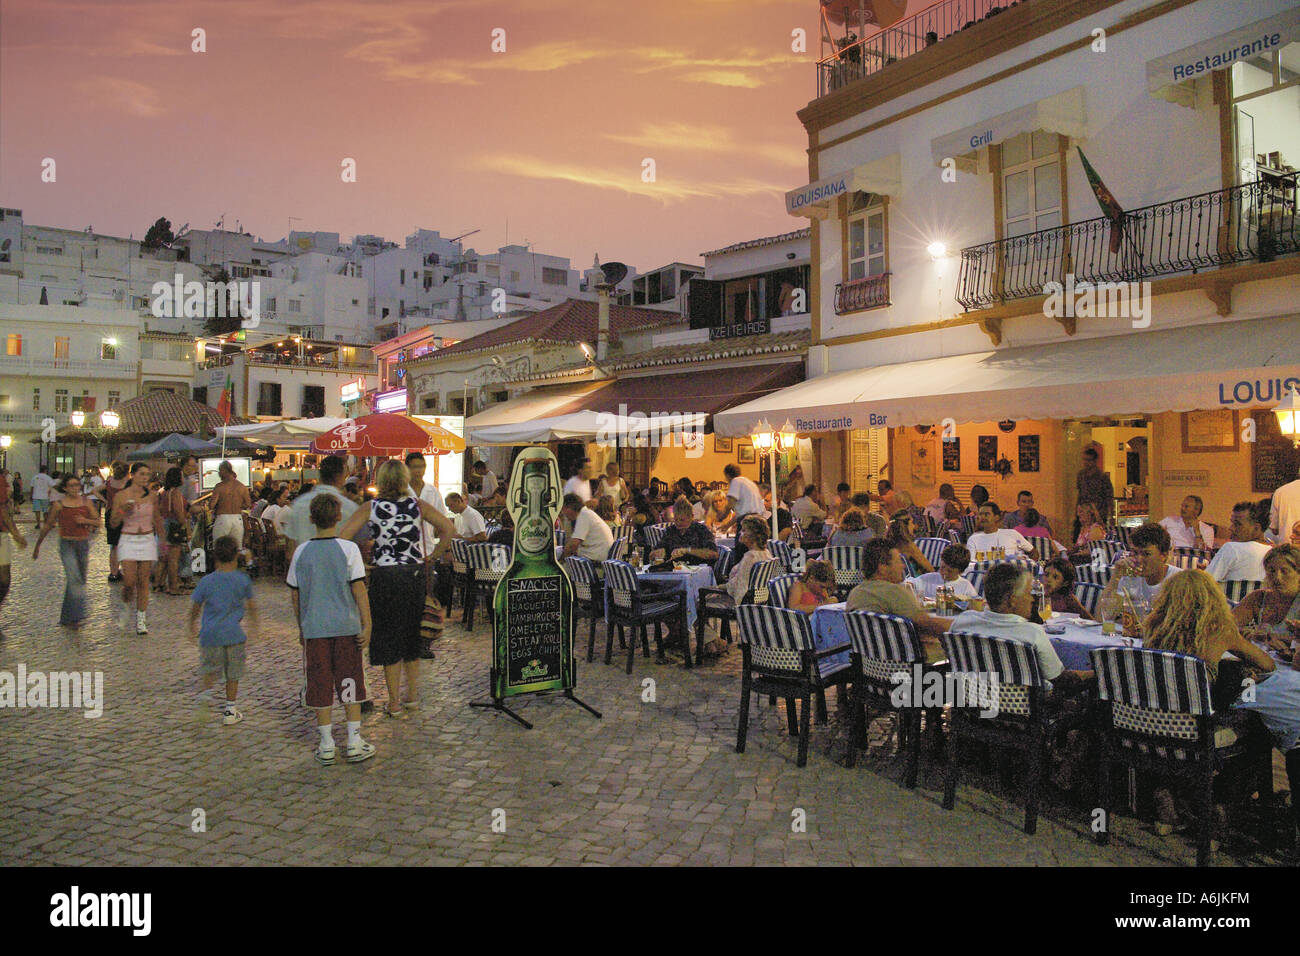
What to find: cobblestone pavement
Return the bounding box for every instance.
[0,535,1291,867]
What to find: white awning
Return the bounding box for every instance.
[216,417,349,447]
[463,381,612,434]
[713,316,1300,435]
[470,410,708,446]
[785,153,902,219]
[1147,6,1300,106]
[929,86,1088,167]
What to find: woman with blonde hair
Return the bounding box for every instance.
[704,491,733,531]
[340,459,455,718]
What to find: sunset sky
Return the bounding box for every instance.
[0,0,914,271]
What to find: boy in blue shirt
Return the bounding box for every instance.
[188,535,258,725]
[286,494,375,765]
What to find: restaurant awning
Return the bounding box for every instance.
[216,417,349,448]
[929,86,1088,168]
[785,154,903,219]
[713,316,1300,436]
[469,410,709,445]
[1146,6,1300,106]
[463,381,613,436]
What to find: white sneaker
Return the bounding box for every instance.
[315,743,337,766]
[221,707,243,726]
[135,611,148,635]
[345,738,376,763]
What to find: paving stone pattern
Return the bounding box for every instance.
[0,533,1290,867]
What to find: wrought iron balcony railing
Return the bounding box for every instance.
[834,273,892,314]
[818,0,1017,98]
[955,172,1299,311]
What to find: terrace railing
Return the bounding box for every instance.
[818,0,1018,97]
[834,273,892,314]
[955,172,1299,311]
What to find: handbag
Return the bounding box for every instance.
[419,594,444,659]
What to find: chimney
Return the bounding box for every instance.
[593,254,610,361]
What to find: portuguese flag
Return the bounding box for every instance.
[216,372,234,423]
[1077,147,1126,255]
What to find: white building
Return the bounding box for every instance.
[715,0,1300,536]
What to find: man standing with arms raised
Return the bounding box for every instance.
[717,463,764,549]
[211,461,252,551]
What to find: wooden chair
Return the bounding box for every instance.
[603,560,686,674]
[1091,646,1272,866]
[940,630,1051,834]
[735,604,853,767]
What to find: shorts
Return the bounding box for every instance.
[368,564,426,667]
[33,498,49,514]
[303,634,369,708]
[0,532,11,566]
[106,523,122,547]
[199,643,247,682]
[117,533,158,563]
[213,514,244,548]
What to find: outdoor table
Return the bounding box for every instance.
[808,603,856,679]
[628,564,715,633]
[966,557,1042,576]
[1044,613,1136,670]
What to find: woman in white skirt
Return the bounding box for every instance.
[110,462,163,634]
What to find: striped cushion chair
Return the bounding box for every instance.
[768,538,796,573]
[554,529,567,549]
[643,523,669,552]
[1091,540,1124,564]
[463,542,510,629]
[735,604,853,768]
[449,537,472,611]
[1075,563,1113,586]
[565,555,605,663]
[1090,646,1271,866]
[606,537,635,563]
[1171,547,1214,570]
[960,513,979,539]
[1073,582,1105,618]
[939,630,1051,834]
[1115,523,1135,550]
[767,573,799,610]
[843,611,940,788]
[695,558,781,665]
[822,545,865,600]
[1220,578,1263,604]
[960,569,986,597]
[602,560,686,675]
[915,537,950,571]
[1027,536,1059,563]
[613,523,636,541]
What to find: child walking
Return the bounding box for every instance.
[286,494,375,765]
[187,536,258,724]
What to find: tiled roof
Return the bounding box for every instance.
[701,228,811,258]
[408,299,682,362]
[113,390,248,439]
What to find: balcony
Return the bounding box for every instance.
[834,273,892,314]
[0,355,139,378]
[818,0,1017,98]
[955,173,1300,312]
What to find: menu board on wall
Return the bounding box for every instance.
[942,437,961,472]
[978,435,998,471]
[1018,435,1040,473]
[1252,406,1300,493]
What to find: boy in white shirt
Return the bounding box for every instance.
[907,544,979,601]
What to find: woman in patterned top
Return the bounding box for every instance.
[340,460,454,718]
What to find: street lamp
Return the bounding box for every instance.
[100,409,120,430]
[751,419,797,543]
[69,409,86,428]
[1274,385,1300,448]
[0,434,10,470]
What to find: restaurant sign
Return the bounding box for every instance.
[710,318,770,340]
[372,388,408,414]
[1162,469,1211,488]
[339,377,366,403]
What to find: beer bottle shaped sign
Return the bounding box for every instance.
[492,448,575,699]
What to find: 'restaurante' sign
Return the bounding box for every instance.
[1146,7,1300,92]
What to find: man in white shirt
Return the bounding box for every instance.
[445,493,487,543]
[562,458,594,503]
[718,463,764,540]
[1205,500,1272,583]
[1271,469,1300,544]
[1100,522,1179,618]
[406,452,448,554]
[29,467,56,528]
[1159,494,1215,551]
[949,563,1081,691]
[472,461,497,501]
[790,484,827,527]
[965,503,1033,556]
[560,493,615,564]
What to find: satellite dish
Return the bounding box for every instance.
[601,261,628,286]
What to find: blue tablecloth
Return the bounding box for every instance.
[809,603,855,679]
[1046,616,1135,670]
[603,564,714,632]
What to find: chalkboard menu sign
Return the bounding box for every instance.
[942,437,961,471]
[978,435,998,471]
[504,577,564,693]
[1251,406,1300,494]
[1018,435,1040,473]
